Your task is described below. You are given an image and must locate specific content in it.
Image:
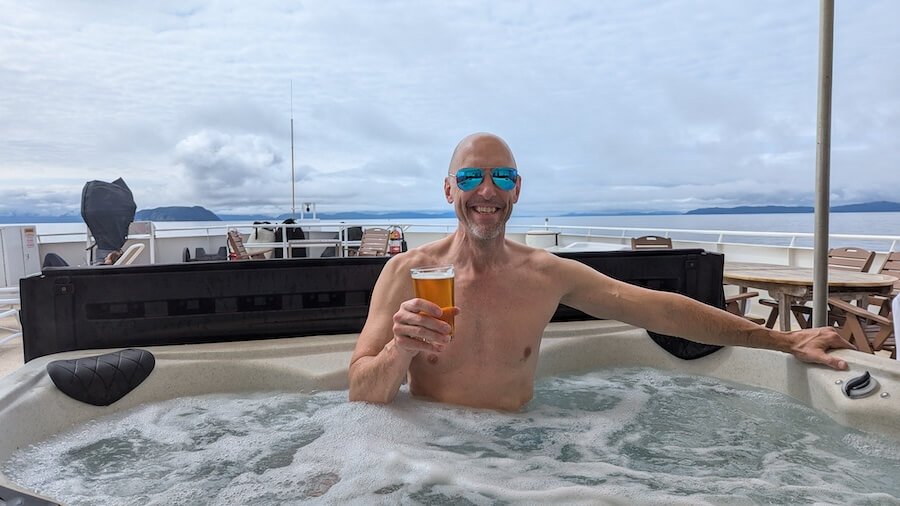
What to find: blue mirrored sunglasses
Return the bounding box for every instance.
[452,167,518,191]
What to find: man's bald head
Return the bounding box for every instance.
[448,133,517,174]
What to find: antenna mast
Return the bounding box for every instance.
[290,81,296,220]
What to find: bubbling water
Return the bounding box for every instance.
[4,368,899,505]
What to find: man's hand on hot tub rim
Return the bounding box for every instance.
[786,326,856,370]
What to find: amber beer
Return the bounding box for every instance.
[410,265,455,334]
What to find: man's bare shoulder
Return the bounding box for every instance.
[388,238,453,270]
[506,240,576,269]
[507,242,613,292]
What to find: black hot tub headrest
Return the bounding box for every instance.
[46,348,155,406]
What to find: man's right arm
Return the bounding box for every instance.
[348,257,451,404]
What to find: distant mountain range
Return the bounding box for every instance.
[561,210,680,217]
[0,206,457,224]
[685,201,900,215]
[1,201,899,224]
[218,211,456,222]
[135,206,220,221]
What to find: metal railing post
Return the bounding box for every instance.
[149,222,157,264]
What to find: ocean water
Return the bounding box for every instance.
[5,368,899,505]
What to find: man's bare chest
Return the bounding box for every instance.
[415,276,561,371]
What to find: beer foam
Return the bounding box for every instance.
[5,369,899,505]
[410,271,453,279]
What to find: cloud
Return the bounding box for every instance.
[2,0,899,218]
[171,130,285,212]
[0,184,85,216]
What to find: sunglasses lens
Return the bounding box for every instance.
[455,169,484,191]
[455,168,517,191]
[491,168,518,190]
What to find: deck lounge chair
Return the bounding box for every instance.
[630,235,672,250]
[114,243,145,265]
[760,247,877,329]
[227,229,267,260]
[353,228,390,257]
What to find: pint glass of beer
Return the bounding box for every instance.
[410,264,455,335]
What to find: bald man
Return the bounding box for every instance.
[348,132,854,410]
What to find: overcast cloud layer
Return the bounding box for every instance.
[2,1,898,217]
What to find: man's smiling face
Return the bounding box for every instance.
[445,134,521,241]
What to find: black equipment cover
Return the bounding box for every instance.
[80,178,137,256]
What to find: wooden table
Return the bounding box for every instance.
[723,262,898,331]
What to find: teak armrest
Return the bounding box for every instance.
[827,297,892,327]
[725,291,759,303]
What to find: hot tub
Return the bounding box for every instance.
[6,251,899,503]
[1,320,898,504]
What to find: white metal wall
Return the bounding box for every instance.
[0,226,41,288]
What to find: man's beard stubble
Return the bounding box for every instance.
[468,221,503,241]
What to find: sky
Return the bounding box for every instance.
[2,1,898,218]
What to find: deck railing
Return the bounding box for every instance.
[29,221,900,268]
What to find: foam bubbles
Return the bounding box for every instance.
[3,369,899,505]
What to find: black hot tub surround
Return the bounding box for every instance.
[20,249,725,362]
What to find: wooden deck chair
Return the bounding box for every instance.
[761,246,876,329]
[826,297,895,358]
[113,243,145,265]
[837,251,900,356]
[354,228,390,257]
[826,246,877,272]
[630,235,672,250]
[868,251,900,317]
[725,290,765,325]
[227,229,267,260]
